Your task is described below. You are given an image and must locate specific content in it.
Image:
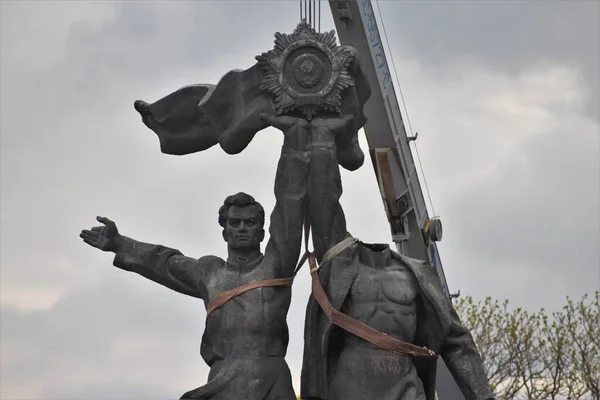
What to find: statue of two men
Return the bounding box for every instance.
[80,22,494,400]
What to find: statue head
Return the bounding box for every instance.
[218,192,265,252]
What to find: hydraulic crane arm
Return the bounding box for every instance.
[328,0,448,294]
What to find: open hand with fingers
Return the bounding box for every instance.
[80,216,122,252]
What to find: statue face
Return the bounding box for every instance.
[223,205,265,250]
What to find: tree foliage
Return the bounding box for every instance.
[454,292,599,399]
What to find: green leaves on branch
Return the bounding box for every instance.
[454,292,599,399]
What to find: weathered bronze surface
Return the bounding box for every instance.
[80,21,493,400]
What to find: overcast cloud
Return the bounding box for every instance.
[1,1,598,399]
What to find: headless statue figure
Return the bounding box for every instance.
[333,245,427,398]
[299,116,495,400]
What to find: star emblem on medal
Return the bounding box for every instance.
[256,20,356,120]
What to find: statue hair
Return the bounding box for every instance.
[218,192,265,228]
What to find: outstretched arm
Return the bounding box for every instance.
[307,116,354,262]
[112,237,212,300]
[261,115,310,277]
[441,307,496,400]
[80,217,210,300]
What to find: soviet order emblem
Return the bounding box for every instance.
[256,20,356,120]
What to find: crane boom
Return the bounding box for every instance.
[329,0,448,294]
[328,1,464,398]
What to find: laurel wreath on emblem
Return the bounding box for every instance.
[256,20,356,120]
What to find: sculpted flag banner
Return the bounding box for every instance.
[133,58,371,171]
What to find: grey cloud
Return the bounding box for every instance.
[442,115,599,310]
[453,124,599,267]
[1,275,208,397]
[1,1,312,137]
[377,1,600,122]
[61,1,313,88]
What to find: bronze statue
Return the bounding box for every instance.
[80,22,369,400]
[298,118,495,399]
[80,121,307,399]
[80,21,494,400]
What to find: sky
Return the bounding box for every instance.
[1,1,598,399]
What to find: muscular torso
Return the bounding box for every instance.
[202,252,291,364]
[329,247,426,400]
[343,258,420,348]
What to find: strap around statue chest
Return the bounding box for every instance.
[309,237,437,359]
[205,276,294,318]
